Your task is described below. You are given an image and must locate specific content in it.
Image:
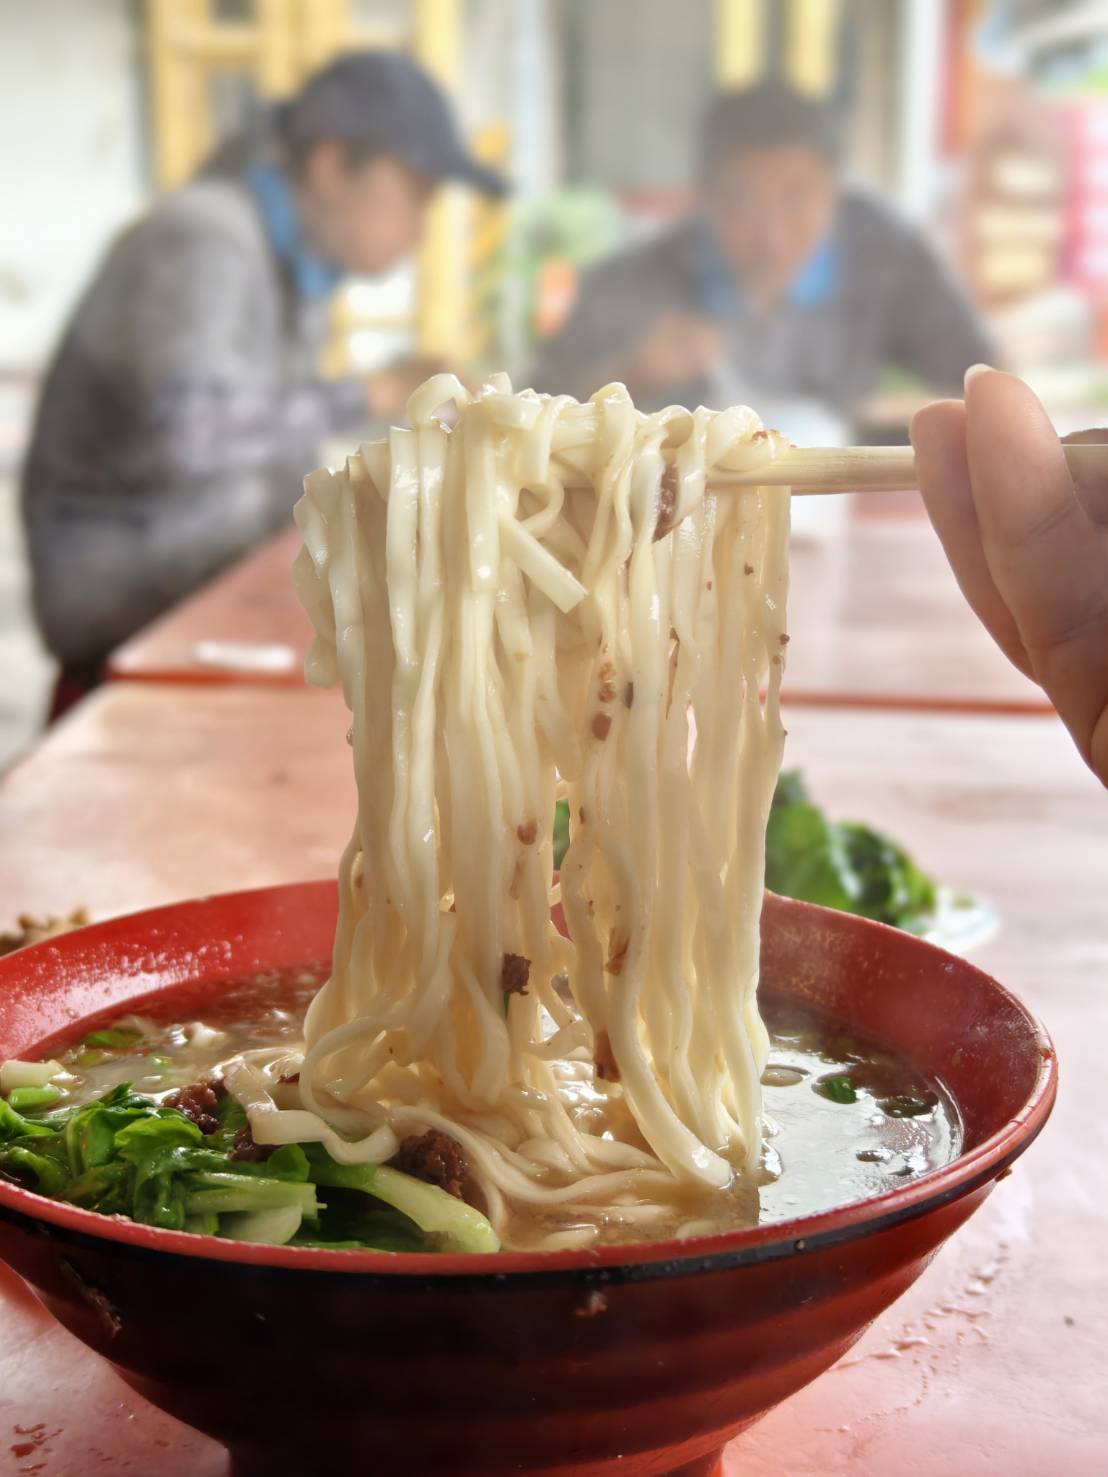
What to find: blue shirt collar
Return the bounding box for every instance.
[788,233,839,307]
[246,164,344,301]
[694,217,839,317]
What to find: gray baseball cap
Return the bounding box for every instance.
[279,51,509,197]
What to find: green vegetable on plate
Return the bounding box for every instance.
[765,771,937,933]
[555,773,938,935]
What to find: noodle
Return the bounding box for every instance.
[232,376,790,1249]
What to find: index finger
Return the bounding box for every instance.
[965,368,1108,778]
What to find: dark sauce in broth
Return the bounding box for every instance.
[43,966,960,1236]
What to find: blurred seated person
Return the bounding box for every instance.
[527,81,995,443]
[22,52,505,709]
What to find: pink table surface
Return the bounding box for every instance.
[784,510,1050,713]
[0,687,1104,1475]
[107,503,1049,715]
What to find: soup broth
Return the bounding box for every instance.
[5,965,960,1251]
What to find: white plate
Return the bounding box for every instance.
[921,886,1000,957]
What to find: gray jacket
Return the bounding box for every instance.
[527,188,996,416]
[21,176,365,668]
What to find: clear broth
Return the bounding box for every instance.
[35,966,961,1242]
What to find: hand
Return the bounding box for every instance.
[625,313,726,393]
[365,357,470,421]
[910,367,1108,786]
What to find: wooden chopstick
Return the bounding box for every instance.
[720,443,1108,495]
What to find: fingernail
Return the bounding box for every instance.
[964,363,992,390]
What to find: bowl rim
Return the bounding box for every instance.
[0,883,1057,1288]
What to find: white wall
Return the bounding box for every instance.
[0,0,146,372]
[461,0,563,196]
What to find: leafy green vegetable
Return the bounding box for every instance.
[114,1114,205,1159]
[296,1196,428,1252]
[221,1205,305,1245]
[553,798,571,871]
[0,1096,58,1141]
[66,1161,134,1215]
[765,771,937,933]
[183,1173,320,1218]
[214,1091,248,1139]
[238,1143,312,1182]
[772,770,809,810]
[64,1086,167,1175]
[0,1077,499,1254]
[293,1237,394,1251]
[815,1073,858,1105]
[83,1027,146,1051]
[184,1211,221,1237]
[8,1085,62,1112]
[136,1160,190,1228]
[838,822,937,930]
[0,1145,70,1195]
[309,1160,499,1253]
[765,795,860,915]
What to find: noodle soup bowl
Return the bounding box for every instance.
[0,882,1055,1477]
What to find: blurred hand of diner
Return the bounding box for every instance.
[365,357,473,421]
[625,312,726,395]
[911,368,1108,788]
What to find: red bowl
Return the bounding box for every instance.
[0,883,1055,1477]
